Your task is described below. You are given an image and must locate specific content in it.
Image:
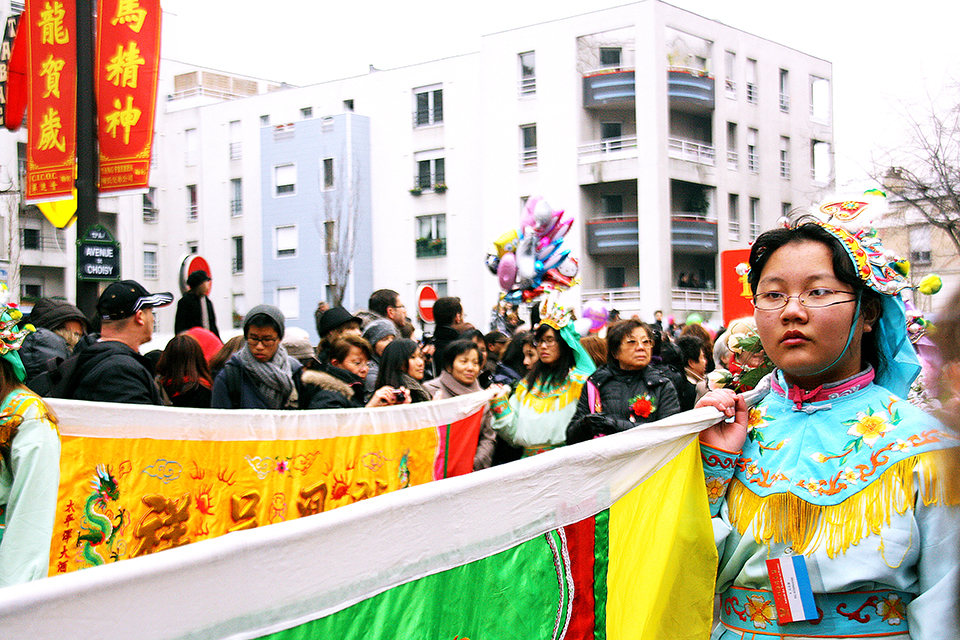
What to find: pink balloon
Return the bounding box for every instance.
[581,299,609,332]
[497,252,518,291]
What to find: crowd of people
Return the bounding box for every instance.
[1,198,959,637]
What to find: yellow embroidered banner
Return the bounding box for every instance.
[47,395,487,576]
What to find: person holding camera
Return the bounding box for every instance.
[300,335,408,409]
[375,339,430,403]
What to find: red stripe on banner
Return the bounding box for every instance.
[25,0,77,202]
[0,13,22,130]
[439,411,483,477]
[564,516,597,639]
[95,0,162,194]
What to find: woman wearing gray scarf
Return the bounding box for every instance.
[211,305,302,409]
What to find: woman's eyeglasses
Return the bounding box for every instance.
[753,288,857,311]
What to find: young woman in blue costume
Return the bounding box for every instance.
[698,196,958,639]
[0,304,61,586]
[489,296,595,457]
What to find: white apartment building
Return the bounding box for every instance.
[4,1,835,337]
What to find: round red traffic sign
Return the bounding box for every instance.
[179,254,212,294]
[417,285,438,323]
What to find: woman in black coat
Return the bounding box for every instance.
[566,319,681,444]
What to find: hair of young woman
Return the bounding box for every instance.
[524,324,576,390]
[328,334,372,365]
[375,338,419,390]
[605,319,650,367]
[675,335,704,367]
[209,335,245,379]
[748,221,883,372]
[441,339,481,372]
[500,330,535,375]
[157,334,213,394]
[579,335,608,369]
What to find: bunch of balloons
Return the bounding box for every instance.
[486,197,580,304]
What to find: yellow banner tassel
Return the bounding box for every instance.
[728,448,960,558]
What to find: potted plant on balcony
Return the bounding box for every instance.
[433,183,447,193]
[409,186,422,196]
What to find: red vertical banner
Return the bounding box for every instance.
[25,0,77,203]
[720,248,754,325]
[95,0,161,194]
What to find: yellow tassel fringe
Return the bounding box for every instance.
[729,448,960,558]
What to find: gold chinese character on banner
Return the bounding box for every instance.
[38,1,70,45]
[133,494,191,557]
[111,0,147,33]
[104,95,141,144]
[37,107,65,152]
[40,54,65,98]
[105,42,144,88]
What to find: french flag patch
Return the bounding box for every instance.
[766,556,817,623]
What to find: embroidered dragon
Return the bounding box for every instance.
[77,464,122,566]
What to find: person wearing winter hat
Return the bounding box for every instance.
[20,297,90,385]
[281,327,316,368]
[361,318,398,400]
[211,304,303,409]
[174,269,220,339]
[314,306,362,368]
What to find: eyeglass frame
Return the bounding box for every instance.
[752,287,859,311]
[246,335,279,347]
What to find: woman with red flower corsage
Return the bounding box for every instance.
[566,319,680,444]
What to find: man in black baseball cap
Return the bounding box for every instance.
[174,270,220,338]
[70,280,173,404]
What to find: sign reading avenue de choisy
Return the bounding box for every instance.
[77,224,121,281]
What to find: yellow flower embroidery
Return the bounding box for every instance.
[876,594,906,625]
[705,477,727,502]
[747,406,768,430]
[840,467,859,484]
[799,478,821,496]
[846,410,894,446]
[810,452,827,463]
[745,594,777,629]
[892,438,911,452]
[745,462,759,477]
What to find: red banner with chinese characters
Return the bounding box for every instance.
[25,0,77,203]
[721,248,754,325]
[95,0,161,194]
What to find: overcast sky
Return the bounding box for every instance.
[160,0,959,188]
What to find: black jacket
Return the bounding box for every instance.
[21,328,70,385]
[71,340,164,405]
[300,365,365,409]
[174,292,220,338]
[567,362,681,444]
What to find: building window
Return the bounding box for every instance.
[416,214,446,258]
[323,158,335,190]
[414,154,445,190]
[417,279,448,298]
[324,220,337,253]
[599,47,622,69]
[779,69,789,112]
[343,99,354,111]
[232,293,246,329]
[229,178,242,216]
[781,202,793,219]
[143,187,158,223]
[726,122,738,170]
[186,241,198,254]
[229,120,241,160]
[20,283,41,301]
[811,140,831,183]
[414,86,443,127]
[746,58,758,104]
[810,76,830,121]
[185,128,198,165]
[321,116,334,132]
[276,286,299,319]
[749,197,760,242]
[143,243,158,280]
[232,236,244,273]
[519,51,536,96]
[275,225,297,258]
[275,163,296,196]
[20,226,40,250]
[747,129,758,174]
[187,184,198,220]
[520,124,537,169]
[909,226,931,265]
[300,106,313,119]
[779,136,791,179]
[260,114,269,126]
[728,194,740,240]
[724,51,736,99]
[601,121,622,152]
[600,194,623,217]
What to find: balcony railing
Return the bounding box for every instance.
[231,200,243,216]
[779,94,790,112]
[728,220,741,240]
[187,205,198,221]
[780,160,791,180]
[143,207,158,223]
[746,83,758,104]
[668,138,715,166]
[19,230,65,251]
[413,108,442,127]
[580,287,642,307]
[747,150,758,173]
[416,237,446,258]
[518,77,536,97]
[749,223,761,241]
[671,287,720,312]
[229,142,242,160]
[726,150,738,170]
[520,148,538,170]
[725,78,736,99]
[578,135,639,158]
